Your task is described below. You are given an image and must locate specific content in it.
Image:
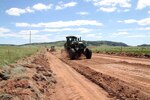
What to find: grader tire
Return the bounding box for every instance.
[84,48,92,59]
[69,49,76,60]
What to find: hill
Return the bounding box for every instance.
[137,44,150,47]
[22,41,65,47]
[22,40,128,47]
[0,44,15,46]
[86,41,128,46]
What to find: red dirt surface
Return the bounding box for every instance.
[1,50,150,100]
[46,52,111,100]
[54,51,150,100]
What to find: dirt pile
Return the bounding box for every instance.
[96,52,150,59]
[0,52,56,100]
[61,58,150,100]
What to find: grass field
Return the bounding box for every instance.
[0,46,40,67]
[1,45,150,67]
[90,45,150,54]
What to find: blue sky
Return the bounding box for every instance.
[0,0,150,46]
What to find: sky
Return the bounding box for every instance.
[0,0,150,46]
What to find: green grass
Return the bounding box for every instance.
[0,46,40,67]
[1,45,149,67]
[90,45,150,54]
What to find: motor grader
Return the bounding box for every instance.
[64,36,92,60]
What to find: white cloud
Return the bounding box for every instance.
[0,33,50,42]
[123,9,130,12]
[118,27,150,31]
[76,12,89,15]
[55,1,77,10]
[94,0,131,7]
[25,7,34,13]
[118,18,150,25]
[63,2,77,7]
[0,32,22,38]
[127,35,146,38]
[43,28,92,33]
[0,30,39,37]
[86,0,131,12]
[19,30,39,34]
[0,30,50,42]
[118,19,137,23]
[99,7,117,12]
[86,33,102,39]
[33,3,53,11]
[6,7,34,16]
[136,0,150,9]
[138,18,150,25]
[138,27,150,30]
[0,27,10,33]
[0,33,16,37]
[6,3,52,16]
[16,23,30,27]
[86,33,96,37]
[16,20,103,28]
[148,11,150,14]
[113,32,129,36]
[6,8,26,16]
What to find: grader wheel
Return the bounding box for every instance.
[84,48,92,59]
[69,49,76,60]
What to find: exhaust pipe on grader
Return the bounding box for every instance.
[64,36,92,60]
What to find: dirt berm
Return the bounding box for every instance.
[0,52,56,100]
[60,58,150,100]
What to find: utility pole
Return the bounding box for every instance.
[29,31,31,44]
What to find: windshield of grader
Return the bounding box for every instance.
[67,37,77,43]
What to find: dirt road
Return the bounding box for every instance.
[46,52,111,100]
[52,51,150,100]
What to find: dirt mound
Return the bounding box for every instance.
[0,52,56,100]
[61,58,150,100]
[98,52,150,59]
